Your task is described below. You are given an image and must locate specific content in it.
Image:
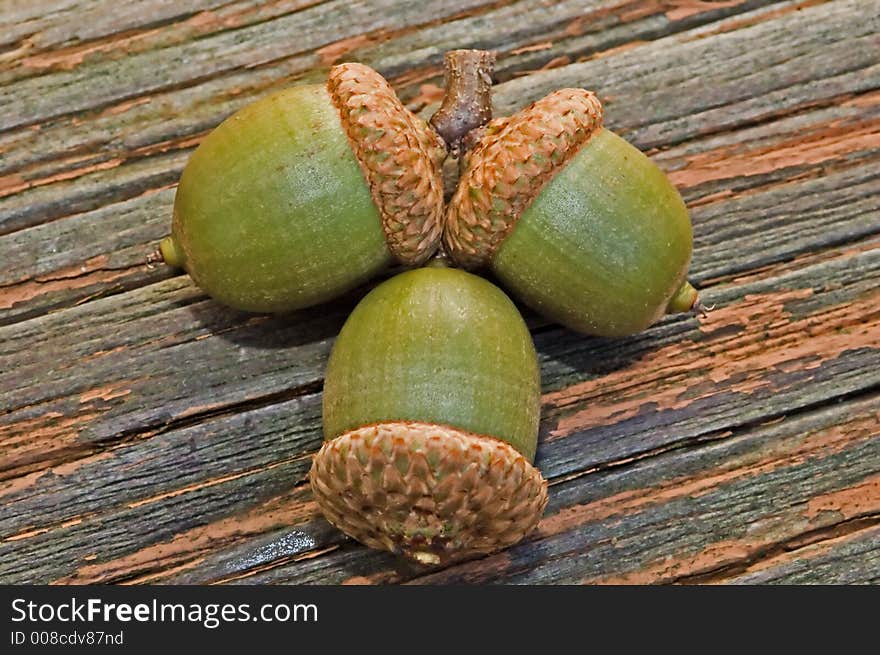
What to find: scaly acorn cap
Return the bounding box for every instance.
[328,63,446,266]
[310,422,547,565]
[444,88,604,269]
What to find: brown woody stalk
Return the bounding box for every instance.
[430,49,496,155]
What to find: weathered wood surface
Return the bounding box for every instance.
[1,0,878,584]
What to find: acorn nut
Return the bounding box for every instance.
[309,264,547,565]
[160,63,445,313]
[445,89,699,336]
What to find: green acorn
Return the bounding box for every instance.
[310,264,547,564]
[444,89,698,336]
[160,63,445,313]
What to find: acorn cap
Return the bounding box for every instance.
[329,63,446,267]
[444,88,604,269]
[309,421,548,565]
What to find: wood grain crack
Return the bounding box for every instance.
[669,514,880,584]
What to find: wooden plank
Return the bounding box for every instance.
[0,239,876,583]
[0,276,346,479]
[1,0,877,324]
[723,526,880,584]
[0,1,324,74]
[0,394,325,584]
[0,0,781,185]
[0,187,177,326]
[1,0,878,585]
[2,175,877,475]
[0,0,781,128]
[492,1,880,150]
[0,191,875,465]
[1,118,876,326]
[0,0,532,132]
[175,389,880,584]
[405,395,879,585]
[0,0,800,234]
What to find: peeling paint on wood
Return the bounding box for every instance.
[1,0,878,584]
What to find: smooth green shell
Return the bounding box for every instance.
[492,129,693,336]
[170,84,390,313]
[322,266,541,461]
